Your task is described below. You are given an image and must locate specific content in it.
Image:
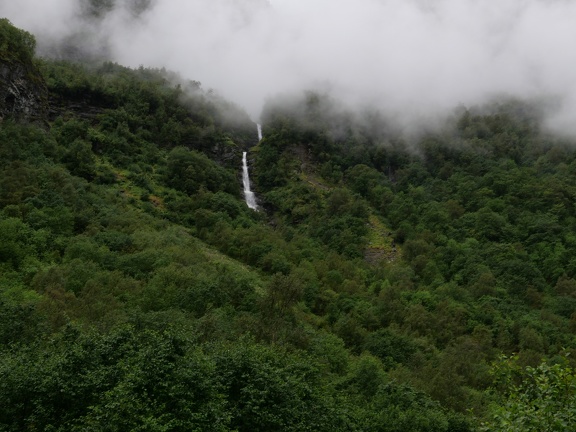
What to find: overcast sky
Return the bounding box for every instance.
[1,0,575,133]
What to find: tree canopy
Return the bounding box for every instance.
[0,18,36,63]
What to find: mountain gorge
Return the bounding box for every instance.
[1,18,576,431]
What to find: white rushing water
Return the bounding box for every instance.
[242,151,258,210]
[241,123,261,210]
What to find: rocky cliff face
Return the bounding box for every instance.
[0,59,48,125]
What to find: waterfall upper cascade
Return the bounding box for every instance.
[257,123,263,141]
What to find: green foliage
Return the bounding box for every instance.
[0,18,36,63]
[482,355,576,431]
[0,326,229,431]
[209,339,344,432]
[364,327,417,368]
[142,261,258,316]
[0,121,57,166]
[165,146,238,196]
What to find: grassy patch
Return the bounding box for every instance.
[365,214,398,264]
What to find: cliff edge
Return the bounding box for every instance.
[0,18,48,124]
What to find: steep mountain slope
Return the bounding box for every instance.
[1,19,575,431]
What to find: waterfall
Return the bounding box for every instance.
[241,123,261,210]
[257,123,263,141]
[242,151,258,210]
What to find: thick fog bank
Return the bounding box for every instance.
[1,0,575,135]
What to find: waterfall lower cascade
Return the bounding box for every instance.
[242,123,261,210]
[242,152,258,209]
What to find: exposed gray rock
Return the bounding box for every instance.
[0,59,48,125]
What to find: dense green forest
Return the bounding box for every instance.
[1,19,576,431]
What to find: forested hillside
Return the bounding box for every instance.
[1,19,575,431]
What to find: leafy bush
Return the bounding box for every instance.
[0,18,36,63]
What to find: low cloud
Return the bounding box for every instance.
[2,0,576,134]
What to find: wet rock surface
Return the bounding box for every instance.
[0,59,48,125]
